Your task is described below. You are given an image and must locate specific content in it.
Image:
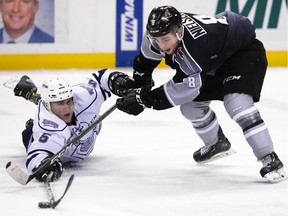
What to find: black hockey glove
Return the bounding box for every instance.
[14,75,40,105]
[108,72,135,97]
[116,87,152,116]
[33,158,63,182]
[133,70,155,89]
[133,55,155,89]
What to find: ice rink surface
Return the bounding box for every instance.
[0,67,287,216]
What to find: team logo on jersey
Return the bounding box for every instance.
[42,119,59,128]
[71,118,100,153]
[71,122,87,136]
[79,135,95,152]
[181,13,206,39]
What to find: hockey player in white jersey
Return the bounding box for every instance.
[13,69,134,182]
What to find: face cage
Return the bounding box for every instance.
[147,25,184,51]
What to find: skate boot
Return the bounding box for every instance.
[193,127,234,163]
[259,152,287,183]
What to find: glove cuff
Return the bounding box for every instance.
[136,88,152,109]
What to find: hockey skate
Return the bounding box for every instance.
[193,127,235,163]
[259,152,287,183]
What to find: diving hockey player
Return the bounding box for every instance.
[13,69,133,182]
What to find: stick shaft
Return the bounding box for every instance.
[43,174,56,204]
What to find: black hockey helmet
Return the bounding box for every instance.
[146,6,182,37]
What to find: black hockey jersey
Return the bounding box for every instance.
[136,11,256,110]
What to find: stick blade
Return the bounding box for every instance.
[51,174,75,208]
[3,76,21,90]
[6,161,30,185]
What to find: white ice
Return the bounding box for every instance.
[0,67,287,216]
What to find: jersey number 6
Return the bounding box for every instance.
[39,133,51,143]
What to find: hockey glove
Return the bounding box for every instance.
[133,70,155,89]
[34,158,63,182]
[108,72,135,96]
[133,55,155,89]
[116,87,152,116]
[14,75,40,105]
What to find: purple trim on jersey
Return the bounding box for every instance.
[26,149,53,169]
[26,153,39,168]
[75,91,98,118]
[37,103,68,132]
[92,70,111,100]
[97,68,107,80]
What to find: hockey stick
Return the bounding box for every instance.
[39,173,56,207]
[3,76,21,90]
[38,174,74,209]
[3,76,40,105]
[50,174,74,208]
[6,103,117,185]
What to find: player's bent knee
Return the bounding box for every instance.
[224,93,262,130]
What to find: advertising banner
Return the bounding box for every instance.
[116,0,143,67]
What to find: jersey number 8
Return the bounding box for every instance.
[193,15,228,25]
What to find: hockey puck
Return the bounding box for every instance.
[38,201,52,208]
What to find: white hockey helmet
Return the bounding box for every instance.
[40,78,74,112]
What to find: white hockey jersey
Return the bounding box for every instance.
[26,69,113,173]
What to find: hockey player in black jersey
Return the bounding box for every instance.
[116,6,286,182]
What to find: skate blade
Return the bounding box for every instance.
[196,149,237,164]
[264,167,288,183]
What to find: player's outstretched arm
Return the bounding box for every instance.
[13,75,41,105]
